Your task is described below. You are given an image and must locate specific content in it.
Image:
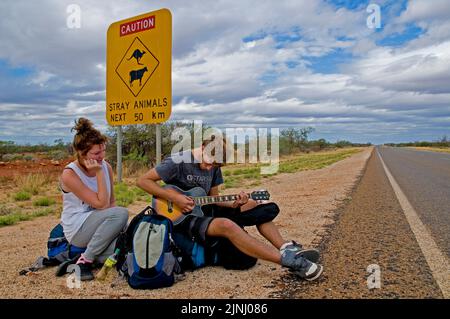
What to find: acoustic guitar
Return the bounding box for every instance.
[151,184,271,225]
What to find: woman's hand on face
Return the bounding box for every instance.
[84,158,102,173]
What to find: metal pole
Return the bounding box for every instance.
[156,124,161,165]
[117,125,123,183]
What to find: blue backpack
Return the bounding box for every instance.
[116,206,180,289]
[47,223,86,264]
[171,232,218,270]
[172,232,257,271]
[20,223,86,275]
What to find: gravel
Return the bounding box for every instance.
[0,148,372,299]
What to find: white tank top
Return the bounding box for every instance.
[60,160,111,242]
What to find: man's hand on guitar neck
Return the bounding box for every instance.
[231,191,249,209]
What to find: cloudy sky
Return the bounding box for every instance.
[0,0,449,144]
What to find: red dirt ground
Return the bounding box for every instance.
[0,157,73,178]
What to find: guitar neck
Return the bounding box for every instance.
[193,193,249,206]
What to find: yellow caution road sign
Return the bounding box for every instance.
[106,9,172,125]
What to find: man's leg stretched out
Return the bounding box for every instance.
[207,217,323,281]
[218,202,322,264]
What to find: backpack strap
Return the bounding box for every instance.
[19,256,54,276]
[114,206,154,276]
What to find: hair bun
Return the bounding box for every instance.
[72,117,93,135]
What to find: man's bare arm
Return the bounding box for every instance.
[137,168,194,212]
[137,168,177,200]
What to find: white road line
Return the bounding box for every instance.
[377,149,450,298]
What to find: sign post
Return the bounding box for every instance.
[116,126,123,182]
[156,124,161,165]
[106,9,172,179]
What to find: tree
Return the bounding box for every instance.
[438,135,449,147]
[105,121,202,168]
[280,127,315,154]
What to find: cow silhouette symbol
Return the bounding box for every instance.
[127,49,146,65]
[129,67,148,87]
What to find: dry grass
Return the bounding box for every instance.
[411,146,450,154]
[121,162,150,180]
[0,173,60,226]
[221,147,364,189]
[0,176,13,186]
[13,173,53,195]
[0,148,364,227]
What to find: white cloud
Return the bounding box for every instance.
[349,41,450,94]
[0,0,449,144]
[28,71,55,87]
[398,0,450,22]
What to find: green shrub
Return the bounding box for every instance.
[33,197,56,206]
[115,191,136,207]
[132,186,147,196]
[131,186,152,202]
[114,182,128,193]
[14,191,31,201]
[114,183,136,207]
[1,154,24,162]
[0,208,53,227]
[47,150,68,160]
[222,170,232,176]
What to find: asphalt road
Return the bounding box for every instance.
[378,146,450,258]
[273,148,445,298]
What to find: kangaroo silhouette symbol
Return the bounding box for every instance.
[127,49,146,65]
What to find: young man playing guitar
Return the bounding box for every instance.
[137,137,323,281]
